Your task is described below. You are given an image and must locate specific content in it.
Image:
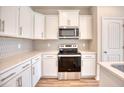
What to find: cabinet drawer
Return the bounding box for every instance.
[32,56,41,64]
[43,54,57,59]
[82,54,96,59]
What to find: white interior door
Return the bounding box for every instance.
[102,18,124,62]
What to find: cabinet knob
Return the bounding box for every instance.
[19,27,23,35]
[1,20,5,32]
[104,51,107,54]
[0,19,1,32]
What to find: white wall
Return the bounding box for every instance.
[89,6,97,52]
[97,6,124,62]
[96,6,124,80]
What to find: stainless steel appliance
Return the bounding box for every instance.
[59,27,79,39]
[58,44,81,80]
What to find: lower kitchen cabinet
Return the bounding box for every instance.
[2,64,32,87]
[1,54,42,87]
[42,54,58,77]
[81,54,96,78]
[1,60,32,87]
[32,56,42,87]
[20,67,32,87]
[2,76,18,87]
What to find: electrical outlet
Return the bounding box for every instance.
[18,43,21,49]
[48,43,50,47]
[83,43,86,47]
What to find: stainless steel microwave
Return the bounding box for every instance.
[58,28,79,39]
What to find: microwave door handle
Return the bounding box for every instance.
[75,28,76,37]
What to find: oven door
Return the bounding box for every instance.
[58,55,81,72]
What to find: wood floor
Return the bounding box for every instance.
[36,78,99,87]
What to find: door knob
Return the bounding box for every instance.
[104,51,107,54]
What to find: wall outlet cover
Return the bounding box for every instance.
[18,44,21,49]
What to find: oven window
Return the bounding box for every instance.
[58,57,81,72]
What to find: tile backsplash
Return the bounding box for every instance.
[0,37,33,59]
[33,39,89,51]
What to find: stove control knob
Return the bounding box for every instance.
[73,45,76,47]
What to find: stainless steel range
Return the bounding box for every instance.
[58,44,81,80]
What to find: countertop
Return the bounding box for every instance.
[0,50,59,74]
[79,51,96,54]
[0,50,95,74]
[0,51,41,73]
[98,62,124,81]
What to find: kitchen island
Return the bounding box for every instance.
[98,62,124,87]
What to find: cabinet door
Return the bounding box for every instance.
[21,67,32,87]
[81,59,96,77]
[45,15,58,39]
[59,11,79,27]
[80,15,92,39]
[67,12,79,26]
[19,7,33,38]
[59,12,68,26]
[32,61,41,87]
[34,13,45,39]
[43,59,57,77]
[0,6,19,36]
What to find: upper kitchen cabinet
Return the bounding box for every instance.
[80,15,93,39]
[0,7,19,37]
[34,12,45,39]
[18,7,33,39]
[45,15,58,39]
[59,10,79,27]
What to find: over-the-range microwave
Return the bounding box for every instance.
[58,27,79,39]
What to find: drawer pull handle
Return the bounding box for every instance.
[17,76,22,87]
[32,67,35,75]
[47,56,53,57]
[0,19,1,32]
[22,64,30,69]
[35,58,40,61]
[83,56,95,58]
[1,72,16,82]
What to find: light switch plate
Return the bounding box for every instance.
[47,43,50,47]
[18,43,21,49]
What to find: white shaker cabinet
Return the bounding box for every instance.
[59,10,79,27]
[3,67,31,87]
[32,56,42,87]
[42,54,58,77]
[80,15,92,39]
[1,60,32,87]
[45,15,58,39]
[22,67,32,87]
[81,53,96,78]
[0,6,19,37]
[34,12,45,39]
[18,7,33,38]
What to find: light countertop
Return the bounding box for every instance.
[98,62,124,81]
[0,50,95,74]
[0,50,58,74]
[79,51,96,54]
[40,50,58,54]
[0,51,41,73]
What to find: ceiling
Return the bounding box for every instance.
[31,6,92,15]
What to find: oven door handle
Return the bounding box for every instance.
[58,55,81,57]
